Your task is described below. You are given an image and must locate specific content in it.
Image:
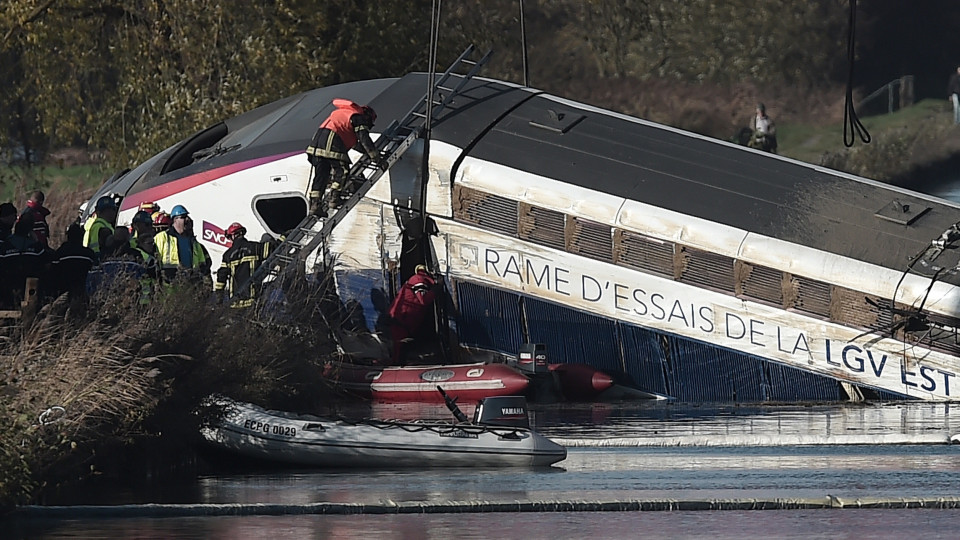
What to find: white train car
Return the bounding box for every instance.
[88,69,960,403]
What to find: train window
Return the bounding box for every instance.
[160,123,228,175]
[255,195,307,236]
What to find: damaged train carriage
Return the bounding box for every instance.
[91,71,960,403]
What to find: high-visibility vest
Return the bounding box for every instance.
[153,230,209,271]
[83,217,114,254]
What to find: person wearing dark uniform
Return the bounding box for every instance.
[305,99,386,217]
[129,210,157,257]
[214,222,264,308]
[0,215,53,309]
[19,190,51,248]
[50,223,96,307]
[0,202,18,241]
[387,264,440,365]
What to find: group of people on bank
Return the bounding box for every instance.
[2,97,441,363]
[0,190,270,312]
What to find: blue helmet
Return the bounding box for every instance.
[170,204,189,217]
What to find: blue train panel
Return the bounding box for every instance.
[764,361,842,402]
[524,296,622,375]
[453,280,524,354]
[617,323,671,396]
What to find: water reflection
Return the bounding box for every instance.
[11,401,960,540]
[14,510,960,540]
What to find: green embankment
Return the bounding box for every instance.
[778,99,960,184]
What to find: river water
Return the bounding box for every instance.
[7,400,960,539]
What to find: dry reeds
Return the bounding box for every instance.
[0,265,340,509]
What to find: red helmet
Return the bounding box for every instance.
[226,222,246,237]
[152,211,172,227]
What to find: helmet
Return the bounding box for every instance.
[415,264,428,274]
[138,201,160,214]
[95,195,117,212]
[757,103,766,113]
[362,105,377,123]
[153,211,172,226]
[170,204,189,218]
[132,210,153,225]
[225,222,246,237]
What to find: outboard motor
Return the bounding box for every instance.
[473,396,530,429]
[514,343,549,374]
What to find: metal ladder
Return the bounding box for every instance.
[238,45,492,297]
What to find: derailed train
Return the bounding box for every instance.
[87,69,960,403]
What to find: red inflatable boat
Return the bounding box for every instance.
[324,361,531,402]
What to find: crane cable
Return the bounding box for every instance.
[843,0,871,147]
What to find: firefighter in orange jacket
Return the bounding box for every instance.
[305,99,386,217]
[387,264,440,365]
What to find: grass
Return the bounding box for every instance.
[0,163,109,202]
[777,99,958,174]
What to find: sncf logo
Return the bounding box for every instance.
[202,221,232,248]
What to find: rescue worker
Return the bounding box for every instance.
[305,99,387,217]
[0,202,16,241]
[50,223,97,308]
[102,226,159,304]
[387,264,441,365]
[152,211,172,234]
[83,196,118,259]
[19,190,51,247]
[215,222,264,308]
[138,201,161,215]
[0,215,53,310]
[152,204,211,283]
[129,210,157,256]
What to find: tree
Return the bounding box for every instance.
[0,1,431,168]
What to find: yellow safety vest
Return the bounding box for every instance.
[153,230,209,271]
[83,217,114,253]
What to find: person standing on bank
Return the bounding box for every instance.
[83,196,118,260]
[20,190,51,247]
[749,103,777,153]
[50,223,97,307]
[305,99,387,217]
[0,202,16,241]
[214,222,265,308]
[152,205,211,283]
[948,66,960,125]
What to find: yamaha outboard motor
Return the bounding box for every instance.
[473,396,530,429]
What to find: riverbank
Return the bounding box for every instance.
[0,274,344,510]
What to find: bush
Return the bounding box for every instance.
[0,271,339,509]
